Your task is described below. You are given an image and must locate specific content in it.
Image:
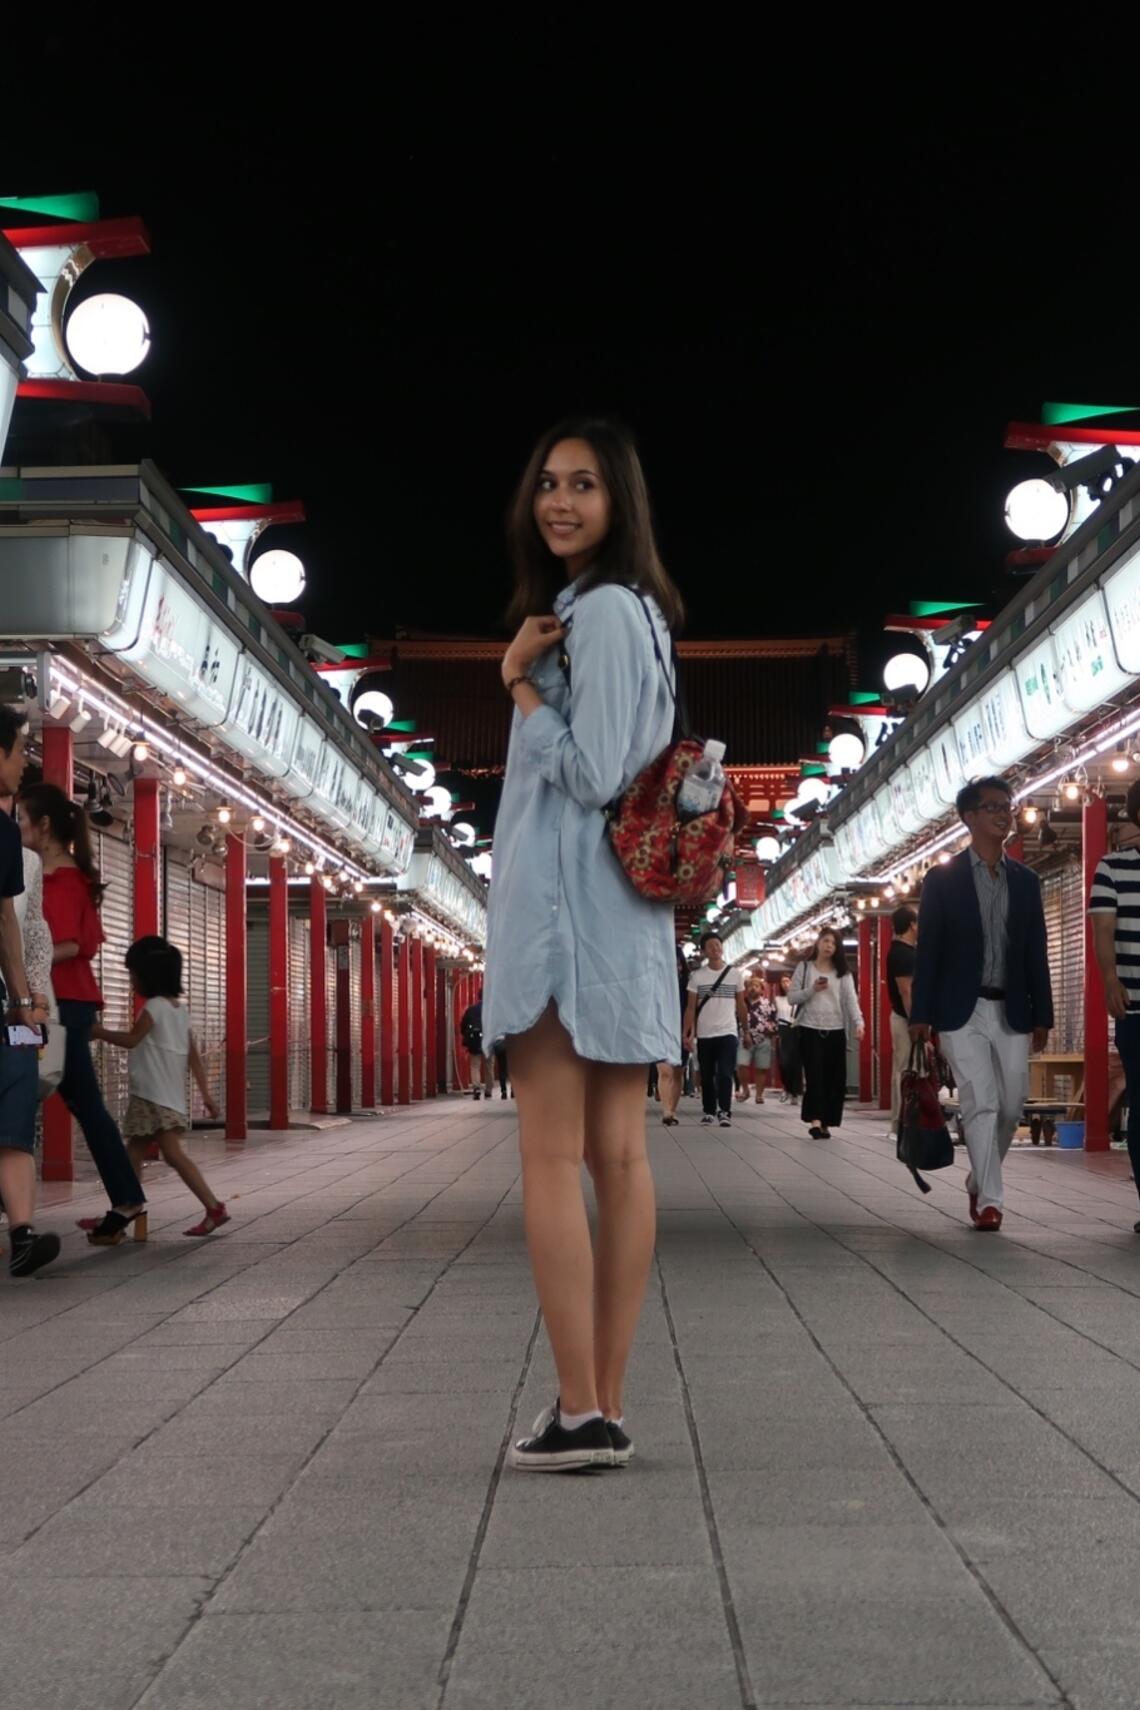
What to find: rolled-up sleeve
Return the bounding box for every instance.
[516,586,649,810]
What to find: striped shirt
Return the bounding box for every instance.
[1089,848,1140,1009]
[970,847,1009,989]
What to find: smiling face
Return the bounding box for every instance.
[963,784,1014,845]
[533,437,612,574]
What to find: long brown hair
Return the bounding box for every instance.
[505,417,684,630]
[20,782,105,904]
[805,927,849,981]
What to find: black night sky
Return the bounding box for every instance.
[7,35,1139,678]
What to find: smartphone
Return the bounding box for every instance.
[5,1023,45,1048]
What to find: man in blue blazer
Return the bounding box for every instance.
[910,775,1053,1231]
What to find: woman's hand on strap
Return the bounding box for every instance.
[501,616,566,687]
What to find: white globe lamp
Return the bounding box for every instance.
[470,851,493,880]
[353,689,394,730]
[883,650,931,696]
[65,293,150,376]
[422,784,453,818]
[404,759,436,794]
[451,821,477,847]
[1004,478,1071,543]
[754,834,781,863]
[829,730,865,772]
[799,775,831,806]
[250,549,307,605]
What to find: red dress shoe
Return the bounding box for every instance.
[967,1189,980,1226]
[976,1206,1003,1231]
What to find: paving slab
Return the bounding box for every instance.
[8,1100,1140,1706]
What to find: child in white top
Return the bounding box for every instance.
[93,935,228,1237]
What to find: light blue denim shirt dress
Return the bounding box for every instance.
[483,578,681,1065]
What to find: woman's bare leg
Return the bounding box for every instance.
[584,1059,656,1422]
[659,1063,680,1119]
[510,1005,596,1415]
[156,1132,221,1212]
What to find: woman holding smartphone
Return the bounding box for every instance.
[485,418,683,1472]
[18,783,146,1239]
[786,928,864,1138]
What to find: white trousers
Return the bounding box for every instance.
[939,998,1029,1212]
[889,1009,911,1127]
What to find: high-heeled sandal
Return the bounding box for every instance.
[87,1208,149,1246]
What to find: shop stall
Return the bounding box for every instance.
[725,456,1140,1149]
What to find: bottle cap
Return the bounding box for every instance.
[704,740,726,762]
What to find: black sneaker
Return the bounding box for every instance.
[699,1114,714,1126]
[606,1419,634,1466]
[509,1404,615,1472]
[9,1227,61,1278]
[718,1112,731,1127]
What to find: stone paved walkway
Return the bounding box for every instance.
[5,1096,1140,1708]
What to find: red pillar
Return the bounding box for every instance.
[309,876,327,1114]
[380,916,395,1105]
[877,914,893,1110]
[858,915,874,1103]
[435,963,448,1091]
[224,832,247,1142]
[332,917,352,1113]
[41,725,74,1180]
[1084,796,1110,1151]
[268,854,289,1131]
[397,935,411,1105]
[425,946,437,1097]
[132,778,160,941]
[411,938,425,1101]
[361,911,377,1108]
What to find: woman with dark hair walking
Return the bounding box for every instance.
[485,418,683,1471]
[786,927,864,1138]
[18,783,146,1240]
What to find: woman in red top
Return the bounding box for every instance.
[19,784,146,1240]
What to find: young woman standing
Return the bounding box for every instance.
[18,783,146,1238]
[786,928,864,1138]
[485,419,683,1472]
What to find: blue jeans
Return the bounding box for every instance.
[57,1000,145,1206]
[697,1035,737,1116]
[1115,1014,1140,1207]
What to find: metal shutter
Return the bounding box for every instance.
[247,913,269,1113]
[1059,859,1085,1053]
[289,913,310,1113]
[350,933,362,1110]
[93,830,133,1123]
[185,865,225,1121]
[326,943,337,1109]
[1042,858,1085,1055]
[163,852,194,1113]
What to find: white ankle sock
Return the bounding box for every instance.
[606,1414,624,1429]
[559,1406,602,1432]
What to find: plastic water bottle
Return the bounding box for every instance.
[677,739,726,820]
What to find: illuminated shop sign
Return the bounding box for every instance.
[1102,539,1140,673]
[1052,588,1130,713]
[1014,632,1069,740]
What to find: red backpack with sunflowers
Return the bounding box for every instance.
[563,589,749,905]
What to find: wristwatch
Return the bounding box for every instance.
[12,997,33,1009]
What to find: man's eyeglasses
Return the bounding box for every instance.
[973,801,1013,816]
